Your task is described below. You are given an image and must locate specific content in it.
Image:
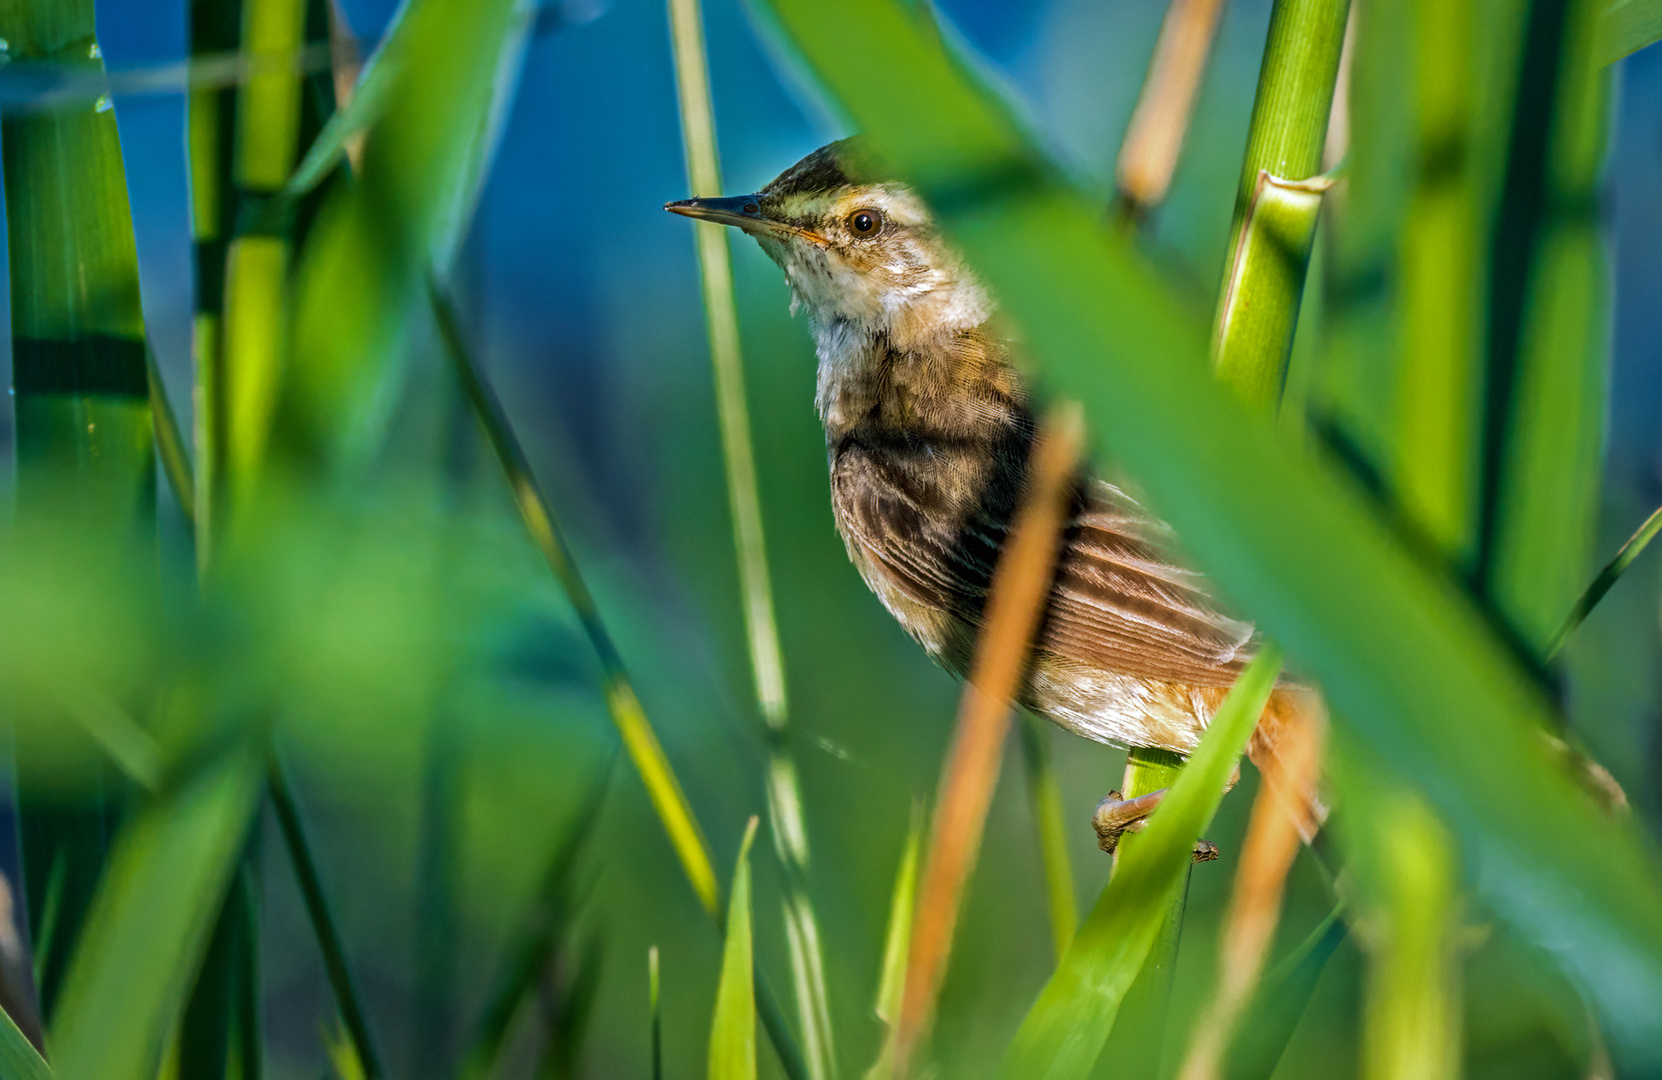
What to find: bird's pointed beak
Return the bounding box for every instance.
[665,195,827,246]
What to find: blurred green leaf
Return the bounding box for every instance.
[1491,0,1614,650]
[753,0,1662,1063]
[709,818,760,1080]
[999,648,1280,1080]
[278,0,522,465]
[48,747,263,1080]
[1596,0,1662,64]
[0,1006,50,1080]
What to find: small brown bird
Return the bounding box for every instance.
[668,141,1319,847]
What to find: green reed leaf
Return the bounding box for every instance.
[1595,0,1662,64]
[710,818,760,1080]
[997,649,1280,1080]
[48,746,263,1080]
[0,1005,50,1080]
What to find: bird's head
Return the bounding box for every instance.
[666,140,990,348]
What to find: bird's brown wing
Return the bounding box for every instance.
[1040,481,1257,688]
[832,447,1258,687]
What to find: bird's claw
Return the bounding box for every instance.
[1092,787,1220,862]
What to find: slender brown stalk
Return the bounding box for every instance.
[1115,0,1227,217]
[890,404,1085,1076]
[1175,702,1326,1080]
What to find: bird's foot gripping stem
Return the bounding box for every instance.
[1092,788,1219,862]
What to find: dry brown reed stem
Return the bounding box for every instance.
[891,403,1086,1076]
[1115,0,1228,216]
[1174,700,1327,1080]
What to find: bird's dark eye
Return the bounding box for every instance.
[848,209,882,237]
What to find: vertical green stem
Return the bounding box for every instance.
[1108,747,1188,1074]
[1359,793,1460,1080]
[188,0,241,559]
[1213,0,1351,405]
[2,0,154,1025]
[666,0,834,1074]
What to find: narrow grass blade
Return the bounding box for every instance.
[709,818,760,1080]
[1548,504,1662,658]
[48,746,263,1080]
[1224,906,1347,1080]
[1018,718,1077,961]
[147,344,197,528]
[665,1,834,1071]
[892,406,1084,1074]
[0,1004,50,1080]
[431,281,719,915]
[456,756,615,1080]
[269,757,383,1079]
[998,649,1281,1080]
[1114,0,1226,217]
[863,807,922,1080]
[1595,0,1662,64]
[1175,704,1326,1080]
[750,0,1662,1061]
[651,947,664,1080]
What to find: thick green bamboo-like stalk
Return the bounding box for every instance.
[221,0,309,515]
[665,0,836,1074]
[1,0,155,1026]
[1489,0,1613,649]
[1394,0,1485,564]
[188,0,241,558]
[1212,0,1351,404]
[1350,781,1461,1080]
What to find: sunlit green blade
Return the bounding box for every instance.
[0,1004,50,1080]
[752,0,1662,1064]
[1490,0,1613,650]
[998,650,1280,1080]
[863,809,922,1080]
[666,0,833,1073]
[277,0,520,466]
[709,819,760,1080]
[48,747,263,1080]
[1595,0,1662,63]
